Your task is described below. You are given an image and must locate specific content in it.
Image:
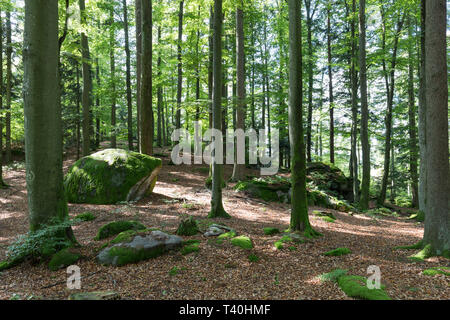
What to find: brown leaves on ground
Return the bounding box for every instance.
[0,145,448,300]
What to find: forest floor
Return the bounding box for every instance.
[0,143,449,300]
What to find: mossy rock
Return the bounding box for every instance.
[48,249,80,271]
[234,179,288,202]
[181,243,200,255]
[95,220,146,241]
[407,210,424,222]
[323,247,351,256]
[97,231,183,266]
[74,212,96,222]
[337,275,391,300]
[231,236,253,250]
[217,230,237,239]
[263,227,280,235]
[317,269,348,283]
[176,216,199,236]
[64,149,162,204]
[422,267,450,276]
[110,230,139,244]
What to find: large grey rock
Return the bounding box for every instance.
[204,224,234,237]
[97,230,183,266]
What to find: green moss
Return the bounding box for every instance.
[181,243,200,255]
[248,254,260,262]
[407,210,424,222]
[107,245,165,266]
[231,236,253,250]
[337,275,391,300]
[217,230,237,239]
[274,241,283,250]
[324,247,351,256]
[408,244,435,262]
[169,266,180,276]
[280,235,293,243]
[110,230,138,244]
[176,216,199,236]
[394,240,423,250]
[263,227,280,235]
[48,249,80,271]
[320,216,336,223]
[183,239,200,246]
[64,149,162,204]
[317,269,348,283]
[95,220,146,241]
[422,267,450,276]
[74,212,96,222]
[312,210,336,220]
[0,260,15,272]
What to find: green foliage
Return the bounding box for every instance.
[248,254,260,262]
[231,236,253,250]
[48,249,80,271]
[181,243,200,255]
[4,219,75,268]
[337,275,391,300]
[317,269,348,283]
[422,267,450,276]
[323,247,352,256]
[407,211,424,222]
[95,220,146,241]
[408,244,434,262]
[263,227,280,235]
[274,241,283,250]
[74,212,96,222]
[217,230,237,239]
[176,216,199,236]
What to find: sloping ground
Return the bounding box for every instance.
[0,145,448,300]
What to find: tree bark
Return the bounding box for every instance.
[123,0,133,150]
[209,0,230,219]
[231,1,246,181]
[79,0,93,156]
[23,0,71,233]
[5,10,12,164]
[423,0,449,256]
[0,11,5,187]
[109,5,117,148]
[359,0,370,210]
[327,3,334,164]
[140,0,154,155]
[175,1,184,131]
[287,0,319,237]
[135,0,142,151]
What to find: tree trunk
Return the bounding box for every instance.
[423,0,449,257]
[79,0,93,156]
[0,11,5,187]
[231,1,246,181]
[209,0,230,219]
[23,0,72,234]
[288,0,319,237]
[350,0,359,203]
[418,0,427,213]
[123,0,133,151]
[135,0,142,151]
[140,0,154,155]
[407,14,419,208]
[109,5,117,148]
[175,1,184,131]
[327,3,334,164]
[304,0,314,163]
[157,26,163,147]
[359,0,370,210]
[5,10,12,164]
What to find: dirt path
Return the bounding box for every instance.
[0,146,448,300]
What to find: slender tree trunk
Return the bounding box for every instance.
[231,1,246,181]
[175,1,184,131]
[79,0,93,156]
[140,0,154,155]
[359,0,370,210]
[350,0,359,202]
[418,0,427,214]
[109,5,117,148]
[423,0,449,257]
[378,7,404,205]
[135,0,142,151]
[288,0,319,237]
[157,27,163,147]
[123,0,133,150]
[209,0,230,219]
[0,11,5,187]
[95,58,100,149]
[23,0,72,236]
[76,63,81,159]
[5,10,12,164]
[304,0,314,163]
[407,14,419,208]
[327,4,334,164]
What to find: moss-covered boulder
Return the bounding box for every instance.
[231,236,253,250]
[48,249,80,271]
[97,230,183,266]
[95,220,147,241]
[323,247,352,256]
[64,149,162,204]
[337,275,391,300]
